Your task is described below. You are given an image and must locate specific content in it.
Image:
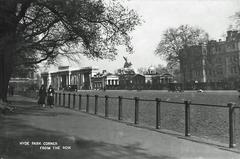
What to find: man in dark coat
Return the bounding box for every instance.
[47,85,55,108]
[38,85,47,107]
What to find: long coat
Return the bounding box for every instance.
[38,88,47,104]
[47,88,55,105]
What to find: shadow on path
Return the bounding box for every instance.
[0,98,176,159]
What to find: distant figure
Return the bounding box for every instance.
[38,85,47,107]
[47,85,55,108]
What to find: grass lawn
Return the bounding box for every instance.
[58,90,240,148]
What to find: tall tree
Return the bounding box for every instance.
[137,64,174,75]
[155,64,169,75]
[0,0,141,101]
[228,11,240,30]
[155,25,209,68]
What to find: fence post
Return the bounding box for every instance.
[68,93,71,108]
[156,98,161,129]
[73,93,76,109]
[63,93,65,107]
[184,100,191,137]
[118,96,123,120]
[59,93,61,106]
[134,97,139,124]
[228,102,236,148]
[94,95,98,114]
[86,94,89,113]
[78,94,82,110]
[105,95,109,117]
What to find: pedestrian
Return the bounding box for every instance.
[38,85,47,107]
[47,85,55,108]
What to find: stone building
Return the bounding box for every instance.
[179,30,240,88]
[144,66,158,84]
[41,72,51,87]
[131,74,145,89]
[143,66,173,90]
[159,73,174,84]
[91,72,119,90]
[41,66,98,90]
[119,74,145,89]
[10,71,40,92]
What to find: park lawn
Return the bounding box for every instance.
[59,90,240,148]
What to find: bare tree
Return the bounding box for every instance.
[228,11,240,30]
[155,25,209,68]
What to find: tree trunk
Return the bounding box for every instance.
[0,41,15,102]
[0,0,17,102]
[0,34,16,102]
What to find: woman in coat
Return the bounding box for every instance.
[38,85,47,107]
[47,85,55,108]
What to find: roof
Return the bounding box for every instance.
[133,74,145,78]
[160,73,173,77]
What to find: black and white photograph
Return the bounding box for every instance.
[1,0,240,158]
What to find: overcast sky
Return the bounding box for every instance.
[44,0,240,73]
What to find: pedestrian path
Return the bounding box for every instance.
[0,95,239,159]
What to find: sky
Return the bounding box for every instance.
[42,0,240,73]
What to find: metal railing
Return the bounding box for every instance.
[54,92,239,148]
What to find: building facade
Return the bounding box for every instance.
[91,73,119,90]
[131,74,145,89]
[9,72,40,92]
[180,30,240,89]
[41,66,98,90]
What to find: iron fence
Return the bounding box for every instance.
[54,92,240,148]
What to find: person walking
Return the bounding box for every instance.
[38,85,47,108]
[47,85,55,108]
